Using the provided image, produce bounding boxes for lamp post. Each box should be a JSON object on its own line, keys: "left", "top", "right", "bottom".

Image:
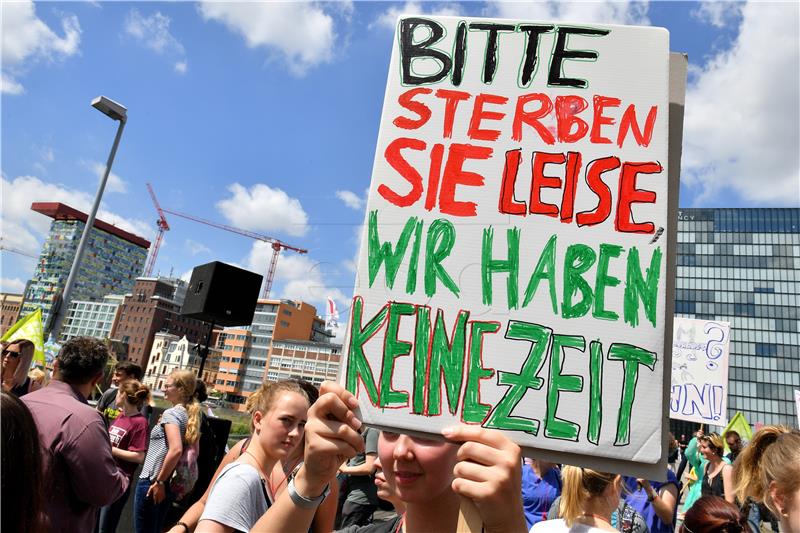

{"left": 48, "top": 96, "right": 127, "bottom": 339}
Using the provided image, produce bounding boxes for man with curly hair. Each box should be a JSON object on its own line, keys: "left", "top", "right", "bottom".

{"left": 23, "top": 336, "right": 129, "bottom": 532}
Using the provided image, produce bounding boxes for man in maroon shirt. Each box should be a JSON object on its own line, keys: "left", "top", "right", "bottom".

{"left": 23, "top": 337, "right": 129, "bottom": 532}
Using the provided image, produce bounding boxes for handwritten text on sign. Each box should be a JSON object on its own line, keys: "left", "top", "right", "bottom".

{"left": 343, "top": 16, "right": 671, "bottom": 464}
{"left": 670, "top": 317, "right": 731, "bottom": 426}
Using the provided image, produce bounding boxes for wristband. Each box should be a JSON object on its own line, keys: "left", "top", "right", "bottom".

{"left": 175, "top": 521, "right": 190, "bottom": 533}
{"left": 287, "top": 477, "right": 330, "bottom": 509}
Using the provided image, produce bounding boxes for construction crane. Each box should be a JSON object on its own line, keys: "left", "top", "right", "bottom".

{"left": 144, "top": 183, "right": 171, "bottom": 277}
{"left": 145, "top": 185, "right": 307, "bottom": 298}
{"left": 0, "top": 239, "right": 39, "bottom": 259}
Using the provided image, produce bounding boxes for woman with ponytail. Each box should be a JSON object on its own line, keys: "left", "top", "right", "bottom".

{"left": 733, "top": 425, "right": 800, "bottom": 533}
{"left": 534, "top": 467, "right": 623, "bottom": 532}
{"left": 680, "top": 495, "right": 748, "bottom": 533}
{"left": 97, "top": 380, "right": 151, "bottom": 533}
{"left": 135, "top": 370, "right": 200, "bottom": 533}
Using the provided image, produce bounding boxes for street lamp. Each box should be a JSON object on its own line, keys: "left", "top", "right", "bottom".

{"left": 48, "top": 96, "right": 128, "bottom": 339}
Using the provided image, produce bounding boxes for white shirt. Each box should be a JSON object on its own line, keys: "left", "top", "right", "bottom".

{"left": 531, "top": 518, "right": 610, "bottom": 533}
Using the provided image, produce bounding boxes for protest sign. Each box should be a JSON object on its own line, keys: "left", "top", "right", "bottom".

{"left": 669, "top": 317, "right": 730, "bottom": 426}
{"left": 342, "top": 15, "right": 679, "bottom": 477}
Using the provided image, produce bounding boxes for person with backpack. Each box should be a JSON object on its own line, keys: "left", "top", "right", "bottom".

{"left": 195, "top": 380, "right": 312, "bottom": 533}
{"left": 134, "top": 370, "right": 201, "bottom": 533}
{"left": 97, "top": 380, "right": 151, "bottom": 533}
{"left": 623, "top": 472, "right": 678, "bottom": 533}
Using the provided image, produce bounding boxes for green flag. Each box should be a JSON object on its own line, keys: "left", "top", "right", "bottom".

{"left": 722, "top": 411, "right": 753, "bottom": 454}
{"left": 1, "top": 308, "right": 46, "bottom": 367}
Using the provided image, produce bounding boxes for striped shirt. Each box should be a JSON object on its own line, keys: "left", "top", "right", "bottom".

{"left": 140, "top": 405, "right": 188, "bottom": 481}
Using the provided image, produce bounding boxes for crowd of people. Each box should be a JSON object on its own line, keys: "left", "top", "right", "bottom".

{"left": 2, "top": 335, "right": 798, "bottom": 533}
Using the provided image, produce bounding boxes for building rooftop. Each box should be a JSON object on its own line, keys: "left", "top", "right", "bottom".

{"left": 31, "top": 202, "right": 151, "bottom": 249}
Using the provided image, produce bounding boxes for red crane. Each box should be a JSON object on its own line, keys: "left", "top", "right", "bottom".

{"left": 145, "top": 185, "right": 307, "bottom": 298}
{"left": 144, "top": 183, "right": 170, "bottom": 277}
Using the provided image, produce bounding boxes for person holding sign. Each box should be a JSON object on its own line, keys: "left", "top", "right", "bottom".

{"left": 252, "top": 381, "right": 527, "bottom": 533}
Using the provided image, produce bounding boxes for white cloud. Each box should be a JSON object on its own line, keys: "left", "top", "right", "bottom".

{"left": 488, "top": 1, "right": 650, "bottom": 25}
{"left": 244, "top": 241, "right": 349, "bottom": 316}
{"left": 373, "top": 1, "right": 464, "bottom": 29}
{"left": 124, "top": 8, "right": 187, "bottom": 71}
{"left": 197, "top": 2, "right": 340, "bottom": 76}
{"left": 216, "top": 183, "right": 309, "bottom": 237}
{"left": 691, "top": 2, "right": 743, "bottom": 28}
{"left": 0, "top": 278, "right": 26, "bottom": 293}
{"left": 86, "top": 160, "right": 127, "bottom": 194}
{"left": 1, "top": 0, "right": 81, "bottom": 94}
{"left": 185, "top": 239, "right": 211, "bottom": 256}
{"left": 0, "top": 175, "right": 153, "bottom": 257}
{"left": 682, "top": 2, "right": 799, "bottom": 205}
{"left": 335, "top": 190, "right": 365, "bottom": 211}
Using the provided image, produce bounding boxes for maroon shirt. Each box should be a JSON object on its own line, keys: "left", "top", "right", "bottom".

{"left": 108, "top": 412, "right": 149, "bottom": 478}
{"left": 22, "top": 380, "right": 129, "bottom": 532}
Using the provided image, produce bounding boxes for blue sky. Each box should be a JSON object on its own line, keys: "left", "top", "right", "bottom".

{"left": 2, "top": 1, "right": 798, "bottom": 336}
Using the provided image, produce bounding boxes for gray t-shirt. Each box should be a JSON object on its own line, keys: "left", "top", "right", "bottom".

{"left": 200, "top": 462, "right": 270, "bottom": 533}
{"left": 345, "top": 427, "right": 379, "bottom": 506}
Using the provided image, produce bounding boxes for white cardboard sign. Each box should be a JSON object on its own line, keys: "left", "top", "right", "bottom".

{"left": 342, "top": 15, "right": 674, "bottom": 474}
{"left": 669, "top": 317, "right": 731, "bottom": 426}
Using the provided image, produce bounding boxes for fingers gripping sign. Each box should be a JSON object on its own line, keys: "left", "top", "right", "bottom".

{"left": 302, "top": 382, "right": 365, "bottom": 488}
{"left": 443, "top": 426, "right": 527, "bottom": 533}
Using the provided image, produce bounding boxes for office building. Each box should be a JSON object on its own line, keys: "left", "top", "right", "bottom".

{"left": 0, "top": 293, "right": 23, "bottom": 335}
{"left": 266, "top": 339, "right": 342, "bottom": 386}
{"left": 214, "top": 299, "right": 333, "bottom": 409}
{"left": 58, "top": 295, "right": 124, "bottom": 343}
{"left": 674, "top": 208, "right": 799, "bottom": 430}
{"left": 109, "top": 277, "right": 207, "bottom": 369}
{"left": 20, "top": 202, "right": 149, "bottom": 331}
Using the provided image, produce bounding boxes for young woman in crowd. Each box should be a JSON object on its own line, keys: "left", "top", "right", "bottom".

{"left": 698, "top": 432, "right": 734, "bottom": 503}
{"left": 97, "top": 380, "right": 151, "bottom": 533}
{"left": 371, "top": 456, "right": 405, "bottom": 517}
{"left": 733, "top": 425, "right": 800, "bottom": 533}
{"left": 1, "top": 391, "right": 45, "bottom": 533}
{"left": 521, "top": 459, "right": 561, "bottom": 528}
{"left": 680, "top": 495, "right": 748, "bottom": 533}
{"left": 194, "top": 380, "right": 311, "bottom": 532}
{"left": 168, "top": 379, "right": 337, "bottom": 533}
{"left": 534, "top": 467, "right": 625, "bottom": 532}
{"left": 251, "top": 381, "right": 527, "bottom": 533}
{"left": 134, "top": 370, "right": 201, "bottom": 533}
{"left": 1, "top": 339, "right": 38, "bottom": 397}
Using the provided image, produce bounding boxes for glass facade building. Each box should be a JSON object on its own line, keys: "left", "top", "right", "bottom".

{"left": 675, "top": 208, "right": 799, "bottom": 428}
{"left": 59, "top": 294, "right": 124, "bottom": 343}
{"left": 21, "top": 203, "right": 149, "bottom": 331}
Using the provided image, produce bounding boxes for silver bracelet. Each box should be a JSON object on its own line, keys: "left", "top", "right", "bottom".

{"left": 287, "top": 477, "right": 330, "bottom": 509}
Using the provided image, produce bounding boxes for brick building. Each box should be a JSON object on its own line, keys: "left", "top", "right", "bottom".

{"left": 109, "top": 277, "right": 208, "bottom": 369}
{"left": 0, "top": 293, "right": 23, "bottom": 335}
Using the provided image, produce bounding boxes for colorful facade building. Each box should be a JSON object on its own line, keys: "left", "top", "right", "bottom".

{"left": 20, "top": 202, "right": 149, "bottom": 332}
{"left": 143, "top": 332, "right": 220, "bottom": 391}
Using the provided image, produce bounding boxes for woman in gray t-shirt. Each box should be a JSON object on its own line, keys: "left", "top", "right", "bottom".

{"left": 197, "top": 381, "right": 311, "bottom": 533}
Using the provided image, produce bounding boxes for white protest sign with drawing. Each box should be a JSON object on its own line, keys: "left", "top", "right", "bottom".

{"left": 669, "top": 317, "right": 731, "bottom": 426}
{"left": 341, "top": 15, "right": 678, "bottom": 477}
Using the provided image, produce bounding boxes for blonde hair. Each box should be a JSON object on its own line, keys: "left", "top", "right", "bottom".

{"left": 733, "top": 425, "right": 800, "bottom": 516}
{"left": 559, "top": 466, "right": 618, "bottom": 526}
{"left": 169, "top": 370, "right": 201, "bottom": 445}
{"left": 7, "top": 340, "right": 35, "bottom": 387}
{"left": 28, "top": 367, "right": 49, "bottom": 387}
{"left": 119, "top": 380, "right": 150, "bottom": 409}
{"left": 246, "top": 380, "right": 313, "bottom": 431}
